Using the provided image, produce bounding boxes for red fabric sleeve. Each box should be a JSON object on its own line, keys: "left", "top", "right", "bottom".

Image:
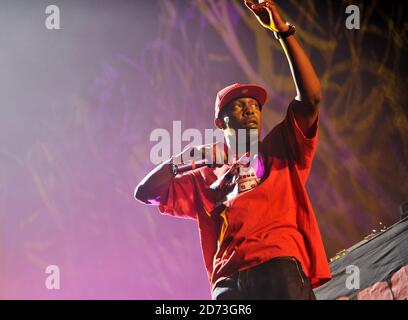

{"left": 283, "top": 100, "right": 319, "bottom": 170}
{"left": 158, "top": 171, "right": 199, "bottom": 220}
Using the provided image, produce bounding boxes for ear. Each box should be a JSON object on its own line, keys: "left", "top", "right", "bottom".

{"left": 215, "top": 117, "right": 225, "bottom": 129}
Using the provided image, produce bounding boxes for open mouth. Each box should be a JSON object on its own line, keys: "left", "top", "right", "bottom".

{"left": 245, "top": 123, "right": 258, "bottom": 130}
{"left": 245, "top": 119, "right": 258, "bottom": 127}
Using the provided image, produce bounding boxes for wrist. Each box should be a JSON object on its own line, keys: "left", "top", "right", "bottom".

{"left": 274, "top": 22, "right": 296, "bottom": 40}
{"left": 275, "top": 22, "right": 289, "bottom": 33}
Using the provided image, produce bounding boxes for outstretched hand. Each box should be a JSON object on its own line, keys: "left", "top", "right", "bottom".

{"left": 243, "top": 0, "right": 288, "bottom": 33}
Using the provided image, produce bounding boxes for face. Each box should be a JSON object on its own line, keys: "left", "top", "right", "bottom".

{"left": 217, "top": 97, "right": 262, "bottom": 133}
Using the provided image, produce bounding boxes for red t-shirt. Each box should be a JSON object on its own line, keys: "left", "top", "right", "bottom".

{"left": 159, "top": 102, "right": 332, "bottom": 291}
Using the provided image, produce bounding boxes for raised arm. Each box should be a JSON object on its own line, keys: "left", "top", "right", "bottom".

{"left": 244, "top": 0, "right": 322, "bottom": 138}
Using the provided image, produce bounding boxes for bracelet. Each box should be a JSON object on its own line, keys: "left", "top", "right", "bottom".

{"left": 274, "top": 22, "right": 296, "bottom": 40}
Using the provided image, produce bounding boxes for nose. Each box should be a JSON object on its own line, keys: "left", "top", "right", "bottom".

{"left": 243, "top": 105, "right": 256, "bottom": 117}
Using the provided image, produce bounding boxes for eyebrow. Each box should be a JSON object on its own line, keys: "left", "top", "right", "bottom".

{"left": 233, "top": 99, "right": 259, "bottom": 106}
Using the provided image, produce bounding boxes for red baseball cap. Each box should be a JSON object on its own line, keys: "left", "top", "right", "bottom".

{"left": 214, "top": 83, "right": 268, "bottom": 123}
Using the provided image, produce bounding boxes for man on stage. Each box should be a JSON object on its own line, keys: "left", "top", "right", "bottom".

{"left": 134, "top": 0, "right": 331, "bottom": 300}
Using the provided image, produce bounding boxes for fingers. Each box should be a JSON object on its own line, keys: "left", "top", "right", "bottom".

{"left": 244, "top": 0, "right": 272, "bottom": 18}
{"left": 182, "top": 144, "right": 227, "bottom": 166}
{"left": 244, "top": 0, "right": 257, "bottom": 13}
{"left": 212, "top": 143, "right": 228, "bottom": 165}
{"left": 250, "top": 1, "right": 275, "bottom": 10}
{"left": 244, "top": 0, "right": 255, "bottom": 8}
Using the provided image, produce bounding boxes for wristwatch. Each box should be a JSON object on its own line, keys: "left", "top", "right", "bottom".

{"left": 274, "top": 22, "right": 296, "bottom": 40}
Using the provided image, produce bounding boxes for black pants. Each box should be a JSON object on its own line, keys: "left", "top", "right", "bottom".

{"left": 212, "top": 257, "right": 316, "bottom": 300}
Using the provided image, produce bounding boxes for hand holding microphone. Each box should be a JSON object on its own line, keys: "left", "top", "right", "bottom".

{"left": 171, "top": 143, "right": 228, "bottom": 175}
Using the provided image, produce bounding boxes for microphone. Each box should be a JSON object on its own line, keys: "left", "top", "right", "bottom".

{"left": 171, "top": 159, "right": 214, "bottom": 175}
{"left": 224, "top": 116, "right": 229, "bottom": 127}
